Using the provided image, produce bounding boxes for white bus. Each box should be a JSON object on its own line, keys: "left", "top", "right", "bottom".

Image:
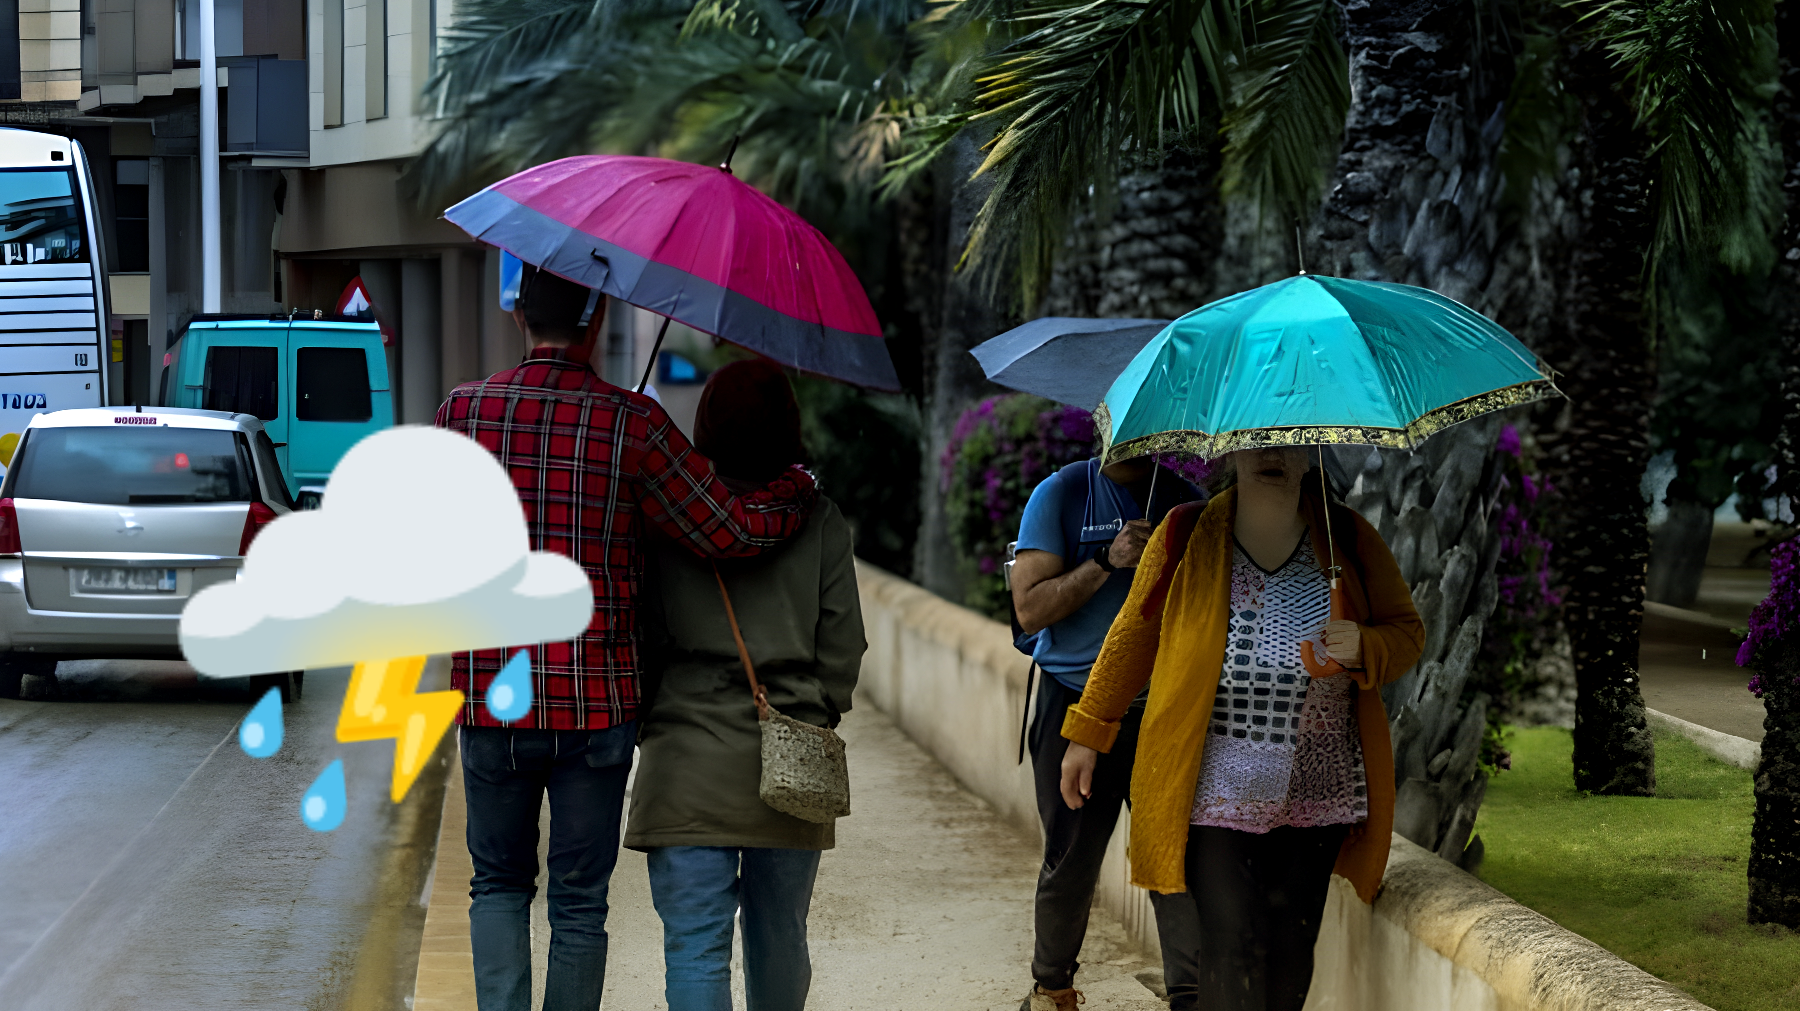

{"left": 0, "top": 128, "right": 109, "bottom": 472}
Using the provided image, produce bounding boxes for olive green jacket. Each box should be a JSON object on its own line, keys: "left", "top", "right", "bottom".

{"left": 624, "top": 497, "right": 865, "bottom": 851}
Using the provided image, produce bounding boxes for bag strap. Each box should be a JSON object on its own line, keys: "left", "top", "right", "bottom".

{"left": 712, "top": 564, "right": 770, "bottom": 721}
{"left": 1017, "top": 662, "right": 1037, "bottom": 765}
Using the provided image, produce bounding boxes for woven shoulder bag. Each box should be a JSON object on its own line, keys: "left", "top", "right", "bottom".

{"left": 712, "top": 565, "right": 851, "bottom": 824}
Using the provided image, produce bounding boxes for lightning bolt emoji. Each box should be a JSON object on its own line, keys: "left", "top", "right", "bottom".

{"left": 335, "top": 656, "right": 464, "bottom": 802}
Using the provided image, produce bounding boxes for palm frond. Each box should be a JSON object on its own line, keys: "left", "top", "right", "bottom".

{"left": 1576, "top": 0, "right": 1782, "bottom": 274}
{"left": 953, "top": 0, "right": 1219, "bottom": 308}
{"left": 1217, "top": 0, "right": 1349, "bottom": 227}
{"left": 891, "top": 0, "right": 1347, "bottom": 309}
{"left": 407, "top": 0, "right": 685, "bottom": 205}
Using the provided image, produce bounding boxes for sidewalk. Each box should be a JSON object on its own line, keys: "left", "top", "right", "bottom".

{"left": 1636, "top": 522, "right": 1772, "bottom": 742}
{"left": 413, "top": 701, "right": 1167, "bottom": 1010}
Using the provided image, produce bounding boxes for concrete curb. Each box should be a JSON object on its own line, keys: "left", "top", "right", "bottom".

{"left": 1644, "top": 708, "right": 1761, "bottom": 771}
{"left": 1375, "top": 835, "right": 1715, "bottom": 1011}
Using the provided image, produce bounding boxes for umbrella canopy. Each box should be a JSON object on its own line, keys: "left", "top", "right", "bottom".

{"left": 970, "top": 317, "right": 1169, "bottom": 412}
{"left": 1098, "top": 274, "right": 1558, "bottom": 462}
{"left": 445, "top": 155, "right": 899, "bottom": 391}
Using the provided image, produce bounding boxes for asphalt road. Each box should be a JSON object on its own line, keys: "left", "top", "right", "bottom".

{"left": 0, "top": 660, "right": 449, "bottom": 1010}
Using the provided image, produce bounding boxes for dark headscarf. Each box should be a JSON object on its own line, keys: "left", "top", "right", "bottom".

{"left": 692, "top": 358, "right": 808, "bottom": 484}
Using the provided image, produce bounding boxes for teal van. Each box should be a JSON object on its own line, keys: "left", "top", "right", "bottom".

{"left": 158, "top": 315, "right": 393, "bottom": 503}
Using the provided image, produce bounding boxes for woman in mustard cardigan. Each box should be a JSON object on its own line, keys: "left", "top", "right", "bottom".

{"left": 1059, "top": 446, "right": 1424, "bottom": 1011}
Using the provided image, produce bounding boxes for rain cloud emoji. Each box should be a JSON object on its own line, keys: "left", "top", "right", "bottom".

{"left": 182, "top": 425, "right": 593, "bottom": 824}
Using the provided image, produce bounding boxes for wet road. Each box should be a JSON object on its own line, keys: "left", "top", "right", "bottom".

{"left": 0, "top": 660, "right": 449, "bottom": 1010}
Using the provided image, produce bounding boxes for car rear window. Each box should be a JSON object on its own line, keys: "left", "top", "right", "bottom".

{"left": 9, "top": 427, "right": 254, "bottom": 504}
{"left": 203, "top": 346, "right": 279, "bottom": 420}
{"left": 296, "top": 347, "right": 372, "bottom": 422}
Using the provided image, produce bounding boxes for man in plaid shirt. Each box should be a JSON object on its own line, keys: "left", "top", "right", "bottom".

{"left": 436, "top": 265, "right": 818, "bottom": 1011}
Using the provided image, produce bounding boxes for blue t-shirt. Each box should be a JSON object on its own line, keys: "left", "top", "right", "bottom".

{"left": 1016, "top": 460, "right": 1201, "bottom": 690}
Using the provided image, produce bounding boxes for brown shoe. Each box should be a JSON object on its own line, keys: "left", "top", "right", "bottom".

{"left": 1020, "top": 985, "right": 1085, "bottom": 1011}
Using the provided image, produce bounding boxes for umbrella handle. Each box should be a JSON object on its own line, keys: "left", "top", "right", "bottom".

{"left": 636, "top": 316, "right": 673, "bottom": 393}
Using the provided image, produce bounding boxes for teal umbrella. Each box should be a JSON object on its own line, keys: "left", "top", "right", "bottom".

{"left": 1097, "top": 274, "right": 1559, "bottom": 463}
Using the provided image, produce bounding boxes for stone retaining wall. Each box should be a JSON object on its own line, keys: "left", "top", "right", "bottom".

{"left": 853, "top": 561, "right": 1715, "bottom": 1011}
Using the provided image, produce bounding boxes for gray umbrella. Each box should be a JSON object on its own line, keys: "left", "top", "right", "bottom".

{"left": 969, "top": 317, "right": 1169, "bottom": 412}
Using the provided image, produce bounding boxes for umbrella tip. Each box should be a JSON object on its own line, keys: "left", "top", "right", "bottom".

{"left": 720, "top": 134, "right": 742, "bottom": 174}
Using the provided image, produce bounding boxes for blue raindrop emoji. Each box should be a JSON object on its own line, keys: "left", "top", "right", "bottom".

{"left": 239, "top": 686, "right": 284, "bottom": 758}
{"left": 486, "top": 650, "right": 532, "bottom": 723}
{"left": 301, "top": 759, "right": 347, "bottom": 832}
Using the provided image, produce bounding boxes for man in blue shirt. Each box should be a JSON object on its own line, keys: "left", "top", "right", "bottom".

{"left": 1012, "top": 456, "right": 1203, "bottom": 1011}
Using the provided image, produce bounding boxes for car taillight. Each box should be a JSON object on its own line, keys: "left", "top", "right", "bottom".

{"left": 0, "top": 499, "right": 19, "bottom": 555}
{"left": 239, "top": 502, "right": 277, "bottom": 556}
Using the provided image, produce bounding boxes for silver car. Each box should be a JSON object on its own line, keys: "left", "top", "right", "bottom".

{"left": 0, "top": 407, "right": 299, "bottom": 700}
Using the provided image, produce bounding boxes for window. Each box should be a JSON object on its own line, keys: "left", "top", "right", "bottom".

{"left": 295, "top": 346, "right": 371, "bottom": 421}
{"left": 203, "top": 345, "right": 279, "bottom": 420}
{"left": 10, "top": 427, "right": 252, "bottom": 504}
{"left": 157, "top": 365, "right": 169, "bottom": 407}
{"left": 114, "top": 159, "right": 148, "bottom": 272}
{"left": 0, "top": 169, "right": 87, "bottom": 265}
{"left": 0, "top": 0, "right": 19, "bottom": 102}
{"left": 323, "top": 0, "right": 344, "bottom": 127}
{"left": 366, "top": 0, "right": 387, "bottom": 120}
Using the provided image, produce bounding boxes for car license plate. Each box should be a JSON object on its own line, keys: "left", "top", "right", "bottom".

{"left": 75, "top": 567, "right": 177, "bottom": 593}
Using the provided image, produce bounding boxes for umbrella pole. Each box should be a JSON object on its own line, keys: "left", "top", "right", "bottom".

{"left": 1320, "top": 451, "right": 1340, "bottom": 589}
{"left": 1319, "top": 452, "right": 1343, "bottom": 621}
{"left": 636, "top": 316, "right": 673, "bottom": 393}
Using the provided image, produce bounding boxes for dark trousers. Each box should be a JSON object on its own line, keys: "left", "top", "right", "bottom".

{"left": 460, "top": 723, "right": 635, "bottom": 1011}
{"left": 1156, "top": 822, "right": 1350, "bottom": 1011}
{"left": 1027, "top": 676, "right": 1200, "bottom": 993}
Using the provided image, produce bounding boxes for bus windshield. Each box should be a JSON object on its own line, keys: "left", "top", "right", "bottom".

{"left": 0, "top": 169, "right": 85, "bottom": 265}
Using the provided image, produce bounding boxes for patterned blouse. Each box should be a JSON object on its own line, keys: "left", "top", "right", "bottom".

{"left": 1190, "top": 530, "right": 1369, "bottom": 832}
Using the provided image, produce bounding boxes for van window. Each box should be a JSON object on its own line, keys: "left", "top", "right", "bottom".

{"left": 203, "top": 346, "right": 279, "bottom": 420}
{"left": 158, "top": 365, "right": 169, "bottom": 407}
{"left": 296, "top": 347, "right": 372, "bottom": 422}
{"left": 10, "top": 427, "right": 253, "bottom": 504}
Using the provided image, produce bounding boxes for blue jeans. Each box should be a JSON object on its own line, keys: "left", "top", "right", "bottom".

{"left": 460, "top": 723, "right": 635, "bottom": 1011}
{"left": 645, "top": 846, "right": 823, "bottom": 1011}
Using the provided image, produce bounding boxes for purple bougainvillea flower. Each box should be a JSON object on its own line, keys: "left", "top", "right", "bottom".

{"left": 1740, "top": 537, "right": 1798, "bottom": 669}
{"left": 1497, "top": 424, "right": 1522, "bottom": 458}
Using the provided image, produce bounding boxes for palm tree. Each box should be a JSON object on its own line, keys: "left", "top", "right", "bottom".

{"left": 1298, "top": 0, "right": 1523, "bottom": 866}
{"left": 1521, "top": 0, "right": 1780, "bottom": 796}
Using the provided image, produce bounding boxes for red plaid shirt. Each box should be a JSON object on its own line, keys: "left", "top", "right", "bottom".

{"left": 434, "top": 349, "right": 817, "bottom": 730}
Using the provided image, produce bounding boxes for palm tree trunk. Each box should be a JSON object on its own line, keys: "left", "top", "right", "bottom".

{"left": 1042, "top": 142, "right": 1222, "bottom": 320}
{"left": 1542, "top": 41, "right": 1658, "bottom": 797}
{"left": 1747, "top": 0, "right": 1800, "bottom": 929}
{"left": 1300, "top": 0, "right": 1521, "bottom": 863}
{"left": 913, "top": 130, "right": 1014, "bottom": 599}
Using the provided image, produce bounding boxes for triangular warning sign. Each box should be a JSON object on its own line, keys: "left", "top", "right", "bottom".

{"left": 335, "top": 277, "right": 392, "bottom": 345}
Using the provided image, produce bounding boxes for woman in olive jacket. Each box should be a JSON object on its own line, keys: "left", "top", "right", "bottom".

{"left": 626, "top": 358, "right": 866, "bottom": 1011}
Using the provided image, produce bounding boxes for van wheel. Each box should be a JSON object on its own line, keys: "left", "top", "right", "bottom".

{"left": 0, "top": 654, "right": 57, "bottom": 699}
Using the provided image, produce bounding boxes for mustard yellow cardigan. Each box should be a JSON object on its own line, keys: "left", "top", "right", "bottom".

{"left": 1061, "top": 486, "right": 1425, "bottom": 902}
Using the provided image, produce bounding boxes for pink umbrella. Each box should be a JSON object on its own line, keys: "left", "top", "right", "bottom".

{"left": 444, "top": 155, "right": 899, "bottom": 391}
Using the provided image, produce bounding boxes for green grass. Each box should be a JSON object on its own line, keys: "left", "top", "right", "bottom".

{"left": 1473, "top": 726, "right": 1800, "bottom": 1011}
